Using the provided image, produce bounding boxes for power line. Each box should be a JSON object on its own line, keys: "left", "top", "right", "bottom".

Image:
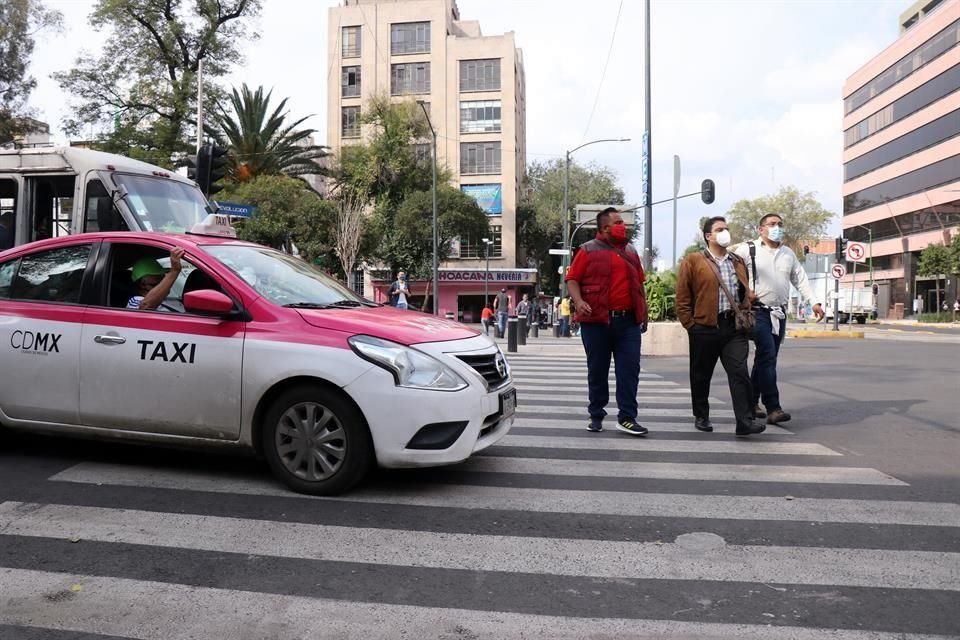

{"left": 579, "top": 0, "right": 624, "bottom": 144}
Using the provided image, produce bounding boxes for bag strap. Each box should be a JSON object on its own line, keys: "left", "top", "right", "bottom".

{"left": 747, "top": 241, "right": 757, "bottom": 289}
{"left": 701, "top": 250, "right": 744, "bottom": 315}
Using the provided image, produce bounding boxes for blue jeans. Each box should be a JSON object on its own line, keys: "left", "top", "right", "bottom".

{"left": 559, "top": 316, "right": 570, "bottom": 337}
{"left": 497, "top": 311, "right": 508, "bottom": 336}
{"left": 579, "top": 316, "right": 642, "bottom": 422}
{"left": 750, "top": 309, "right": 786, "bottom": 410}
{"left": 396, "top": 302, "right": 408, "bottom": 310}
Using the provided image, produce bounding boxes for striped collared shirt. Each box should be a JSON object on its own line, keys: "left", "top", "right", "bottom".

{"left": 708, "top": 251, "right": 738, "bottom": 313}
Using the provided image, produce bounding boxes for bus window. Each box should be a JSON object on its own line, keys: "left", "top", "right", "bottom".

{"left": 0, "top": 178, "right": 16, "bottom": 250}
{"left": 111, "top": 173, "right": 207, "bottom": 232}
{"left": 28, "top": 175, "right": 76, "bottom": 241}
{"left": 84, "top": 179, "right": 127, "bottom": 232}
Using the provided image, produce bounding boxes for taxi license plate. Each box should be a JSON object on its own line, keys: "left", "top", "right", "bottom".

{"left": 500, "top": 388, "right": 516, "bottom": 419}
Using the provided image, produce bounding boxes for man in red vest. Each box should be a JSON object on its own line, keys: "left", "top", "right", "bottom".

{"left": 566, "top": 208, "right": 649, "bottom": 436}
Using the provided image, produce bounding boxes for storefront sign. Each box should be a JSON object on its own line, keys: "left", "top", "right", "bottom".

{"left": 439, "top": 270, "right": 536, "bottom": 283}
{"left": 461, "top": 184, "right": 502, "bottom": 215}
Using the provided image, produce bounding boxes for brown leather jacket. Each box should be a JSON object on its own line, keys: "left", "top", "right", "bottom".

{"left": 676, "top": 250, "right": 753, "bottom": 330}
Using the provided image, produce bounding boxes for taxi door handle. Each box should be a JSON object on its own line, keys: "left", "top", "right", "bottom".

{"left": 94, "top": 335, "right": 126, "bottom": 345}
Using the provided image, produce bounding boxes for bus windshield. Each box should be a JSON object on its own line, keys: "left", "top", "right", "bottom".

{"left": 112, "top": 173, "right": 208, "bottom": 233}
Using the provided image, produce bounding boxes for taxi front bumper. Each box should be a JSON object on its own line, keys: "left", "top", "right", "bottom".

{"left": 342, "top": 358, "right": 514, "bottom": 468}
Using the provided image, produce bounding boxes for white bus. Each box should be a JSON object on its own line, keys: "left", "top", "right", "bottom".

{"left": 0, "top": 147, "right": 210, "bottom": 251}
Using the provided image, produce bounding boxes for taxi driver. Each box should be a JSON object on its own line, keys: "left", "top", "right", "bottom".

{"left": 127, "top": 247, "right": 185, "bottom": 310}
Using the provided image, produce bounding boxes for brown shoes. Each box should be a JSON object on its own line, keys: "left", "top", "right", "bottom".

{"left": 766, "top": 408, "right": 792, "bottom": 425}
{"left": 754, "top": 405, "right": 766, "bottom": 419}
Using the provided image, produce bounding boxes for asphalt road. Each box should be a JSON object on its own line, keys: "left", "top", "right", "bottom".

{"left": 0, "top": 333, "right": 957, "bottom": 639}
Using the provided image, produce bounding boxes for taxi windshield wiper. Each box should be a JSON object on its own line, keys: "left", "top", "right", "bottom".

{"left": 284, "top": 300, "right": 367, "bottom": 309}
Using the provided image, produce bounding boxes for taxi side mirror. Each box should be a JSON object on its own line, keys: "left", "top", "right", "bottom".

{"left": 183, "top": 289, "right": 236, "bottom": 316}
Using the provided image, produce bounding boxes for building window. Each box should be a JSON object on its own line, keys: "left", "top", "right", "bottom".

{"left": 844, "top": 62, "right": 960, "bottom": 149}
{"left": 342, "top": 106, "right": 360, "bottom": 138}
{"left": 342, "top": 26, "right": 361, "bottom": 58}
{"left": 843, "top": 154, "right": 960, "bottom": 214}
{"left": 391, "top": 62, "right": 431, "bottom": 95}
{"left": 847, "top": 199, "right": 960, "bottom": 243}
{"left": 460, "top": 100, "right": 501, "bottom": 133}
{"left": 351, "top": 269, "right": 365, "bottom": 296}
{"left": 341, "top": 66, "right": 361, "bottom": 98}
{"left": 413, "top": 143, "right": 431, "bottom": 165}
{"left": 460, "top": 142, "right": 501, "bottom": 175}
{"left": 458, "top": 225, "right": 502, "bottom": 258}
{"left": 391, "top": 21, "right": 430, "bottom": 55}
{"left": 460, "top": 59, "right": 501, "bottom": 92}
{"left": 845, "top": 18, "right": 959, "bottom": 114}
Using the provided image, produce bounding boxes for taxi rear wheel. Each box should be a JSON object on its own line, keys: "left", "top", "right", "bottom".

{"left": 261, "top": 385, "right": 372, "bottom": 495}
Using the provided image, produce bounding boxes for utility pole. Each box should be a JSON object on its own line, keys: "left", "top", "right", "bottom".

{"left": 196, "top": 59, "right": 204, "bottom": 154}
{"left": 672, "top": 155, "right": 680, "bottom": 267}
{"left": 417, "top": 100, "right": 438, "bottom": 316}
{"left": 642, "top": 0, "right": 653, "bottom": 270}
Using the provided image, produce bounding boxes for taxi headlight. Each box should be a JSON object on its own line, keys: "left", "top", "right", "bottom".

{"left": 349, "top": 335, "right": 468, "bottom": 391}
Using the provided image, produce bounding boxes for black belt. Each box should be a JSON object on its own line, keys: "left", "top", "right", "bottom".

{"left": 609, "top": 309, "right": 632, "bottom": 317}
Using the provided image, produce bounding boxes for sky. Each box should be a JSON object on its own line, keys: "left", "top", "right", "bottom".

{"left": 27, "top": 0, "right": 909, "bottom": 267}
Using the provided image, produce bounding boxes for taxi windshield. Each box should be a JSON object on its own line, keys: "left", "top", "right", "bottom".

{"left": 112, "top": 173, "right": 208, "bottom": 233}
{"left": 204, "top": 245, "right": 375, "bottom": 307}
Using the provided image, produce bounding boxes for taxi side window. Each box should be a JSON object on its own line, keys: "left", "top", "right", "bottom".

{"left": 0, "top": 259, "right": 18, "bottom": 298}
{"left": 9, "top": 245, "right": 91, "bottom": 304}
{"left": 105, "top": 243, "right": 223, "bottom": 313}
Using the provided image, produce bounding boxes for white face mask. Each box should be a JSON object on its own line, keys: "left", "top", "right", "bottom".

{"left": 714, "top": 230, "right": 732, "bottom": 248}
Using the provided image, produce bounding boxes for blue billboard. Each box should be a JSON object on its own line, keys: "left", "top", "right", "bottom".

{"left": 461, "top": 184, "right": 502, "bottom": 215}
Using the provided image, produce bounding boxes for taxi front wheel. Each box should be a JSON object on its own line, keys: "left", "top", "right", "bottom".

{"left": 261, "top": 385, "right": 373, "bottom": 495}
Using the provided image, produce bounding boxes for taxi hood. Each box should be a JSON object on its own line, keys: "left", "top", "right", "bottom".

{"left": 296, "top": 306, "right": 480, "bottom": 345}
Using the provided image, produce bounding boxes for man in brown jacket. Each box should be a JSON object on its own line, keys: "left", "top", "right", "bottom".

{"left": 676, "top": 216, "right": 764, "bottom": 437}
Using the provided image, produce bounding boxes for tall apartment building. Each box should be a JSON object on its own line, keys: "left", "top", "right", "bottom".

{"left": 841, "top": 0, "right": 960, "bottom": 316}
{"left": 327, "top": 0, "right": 529, "bottom": 321}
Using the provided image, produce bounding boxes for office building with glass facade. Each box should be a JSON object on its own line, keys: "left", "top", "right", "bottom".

{"left": 842, "top": 0, "right": 960, "bottom": 315}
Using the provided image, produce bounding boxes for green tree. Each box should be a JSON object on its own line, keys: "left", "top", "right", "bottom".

{"left": 392, "top": 186, "right": 490, "bottom": 278}
{"left": 332, "top": 95, "right": 452, "bottom": 276}
{"left": 211, "top": 84, "right": 328, "bottom": 183}
{"left": 948, "top": 233, "right": 960, "bottom": 276}
{"left": 0, "top": 0, "right": 62, "bottom": 144}
{"left": 223, "top": 175, "right": 337, "bottom": 267}
{"left": 53, "top": 0, "right": 261, "bottom": 162}
{"left": 724, "top": 186, "right": 833, "bottom": 254}
{"left": 521, "top": 159, "right": 626, "bottom": 293}
{"left": 918, "top": 242, "right": 951, "bottom": 317}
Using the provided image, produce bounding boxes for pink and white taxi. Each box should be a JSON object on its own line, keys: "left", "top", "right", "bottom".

{"left": 0, "top": 221, "right": 515, "bottom": 495}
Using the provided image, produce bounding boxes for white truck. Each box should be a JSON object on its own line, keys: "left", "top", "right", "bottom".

{"left": 825, "top": 287, "right": 875, "bottom": 324}
{"left": 1, "top": 146, "right": 211, "bottom": 250}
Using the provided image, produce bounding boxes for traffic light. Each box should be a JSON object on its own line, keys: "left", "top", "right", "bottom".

{"left": 207, "top": 145, "right": 229, "bottom": 197}
{"left": 194, "top": 145, "right": 212, "bottom": 195}
{"left": 186, "top": 153, "right": 200, "bottom": 183}
{"left": 835, "top": 236, "right": 848, "bottom": 262}
{"left": 701, "top": 178, "right": 715, "bottom": 205}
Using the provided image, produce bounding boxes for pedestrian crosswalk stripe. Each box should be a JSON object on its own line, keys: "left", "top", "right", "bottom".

{"left": 47, "top": 463, "right": 956, "bottom": 526}
{"left": 519, "top": 392, "right": 720, "bottom": 404}
{"left": 460, "top": 457, "right": 906, "bottom": 485}
{"left": 517, "top": 404, "right": 739, "bottom": 418}
{"left": 0, "top": 502, "right": 948, "bottom": 589}
{"left": 510, "top": 369, "right": 661, "bottom": 378}
{"left": 516, "top": 379, "right": 686, "bottom": 388}
{"left": 511, "top": 418, "right": 795, "bottom": 435}
{"left": 498, "top": 435, "right": 838, "bottom": 455}
{"left": 3, "top": 569, "right": 955, "bottom": 640}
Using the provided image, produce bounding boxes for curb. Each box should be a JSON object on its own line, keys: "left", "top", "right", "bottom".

{"left": 789, "top": 329, "right": 865, "bottom": 339}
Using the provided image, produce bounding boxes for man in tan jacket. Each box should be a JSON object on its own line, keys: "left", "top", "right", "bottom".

{"left": 676, "top": 216, "right": 764, "bottom": 437}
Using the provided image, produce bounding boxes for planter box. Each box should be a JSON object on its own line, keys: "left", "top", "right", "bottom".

{"left": 642, "top": 321, "right": 689, "bottom": 357}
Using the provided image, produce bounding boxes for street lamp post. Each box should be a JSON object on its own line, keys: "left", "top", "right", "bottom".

{"left": 560, "top": 137, "right": 631, "bottom": 298}
{"left": 417, "top": 100, "right": 438, "bottom": 315}
{"left": 482, "top": 237, "right": 493, "bottom": 306}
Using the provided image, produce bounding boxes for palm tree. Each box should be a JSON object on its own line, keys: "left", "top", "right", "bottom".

{"left": 211, "top": 84, "right": 329, "bottom": 182}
